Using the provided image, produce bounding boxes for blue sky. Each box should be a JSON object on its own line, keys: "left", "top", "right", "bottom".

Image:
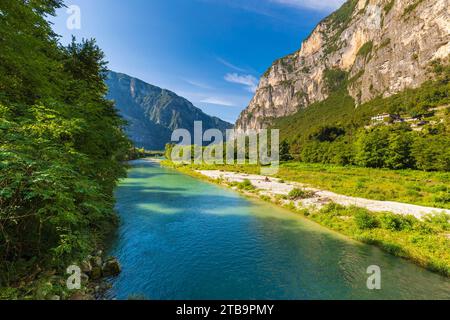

{"left": 52, "top": 0, "right": 345, "bottom": 123}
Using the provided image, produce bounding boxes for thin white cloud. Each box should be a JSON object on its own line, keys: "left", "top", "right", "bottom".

{"left": 270, "top": 0, "right": 345, "bottom": 11}
{"left": 224, "top": 73, "right": 258, "bottom": 93}
{"left": 199, "top": 0, "right": 275, "bottom": 18}
{"left": 183, "top": 78, "right": 214, "bottom": 90}
{"left": 217, "top": 57, "right": 249, "bottom": 73}
{"left": 200, "top": 0, "right": 345, "bottom": 13}
{"left": 200, "top": 97, "right": 237, "bottom": 107}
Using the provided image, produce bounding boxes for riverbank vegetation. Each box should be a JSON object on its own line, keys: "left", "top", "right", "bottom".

{"left": 0, "top": 0, "right": 130, "bottom": 298}
{"left": 308, "top": 204, "right": 449, "bottom": 277}
{"left": 162, "top": 161, "right": 450, "bottom": 277}
{"left": 126, "top": 148, "right": 165, "bottom": 161}
{"left": 162, "top": 160, "right": 450, "bottom": 210}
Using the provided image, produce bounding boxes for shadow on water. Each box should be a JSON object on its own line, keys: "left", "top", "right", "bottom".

{"left": 123, "top": 186, "right": 189, "bottom": 192}
{"left": 107, "top": 161, "right": 450, "bottom": 300}
{"left": 116, "top": 187, "right": 252, "bottom": 213}
{"left": 116, "top": 166, "right": 252, "bottom": 213}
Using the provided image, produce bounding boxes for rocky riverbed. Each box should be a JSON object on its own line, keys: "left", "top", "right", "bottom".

{"left": 68, "top": 251, "right": 121, "bottom": 300}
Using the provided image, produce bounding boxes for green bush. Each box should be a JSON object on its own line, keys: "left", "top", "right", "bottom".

{"left": 237, "top": 179, "right": 256, "bottom": 191}
{"left": 424, "top": 213, "right": 450, "bottom": 231}
{"left": 354, "top": 209, "right": 379, "bottom": 229}
{"left": 324, "top": 69, "right": 348, "bottom": 93}
{"left": 379, "top": 213, "right": 414, "bottom": 231}
{"left": 288, "top": 188, "right": 315, "bottom": 200}
{"left": 357, "top": 41, "right": 373, "bottom": 59}
{"left": 383, "top": 0, "right": 395, "bottom": 14}
{"left": 412, "top": 135, "right": 450, "bottom": 172}
{"left": 319, "top": 203, "right": 347, "bottom": 216}
{"left": 433, "top": 192, "right": 450, "bottom": 205}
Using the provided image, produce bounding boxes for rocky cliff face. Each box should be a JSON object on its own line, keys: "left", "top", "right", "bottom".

{"left": 106, "top": 71, "right": 232, "bottom": 150}
{"left": 236, "top": 0, "right": 450, "bottom": 131}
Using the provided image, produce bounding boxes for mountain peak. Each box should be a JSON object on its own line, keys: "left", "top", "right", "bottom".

{"left": 236, "top": 0, "right": 449, "bottom": 131}
{"left": 106, "top": 70, "right": 233, "bottom": 150}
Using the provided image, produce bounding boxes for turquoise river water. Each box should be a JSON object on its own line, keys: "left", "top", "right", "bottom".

{"left": 107, "top": 160, "right": 450, "bottom": 299}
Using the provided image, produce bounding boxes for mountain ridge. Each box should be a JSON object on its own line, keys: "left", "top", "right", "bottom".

{"left": 106, "top": 71, "right": 233, "bottom": 150}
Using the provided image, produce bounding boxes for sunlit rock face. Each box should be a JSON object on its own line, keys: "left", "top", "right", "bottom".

{"left": 236, "top": 0, "right": 450, "bottom": 131}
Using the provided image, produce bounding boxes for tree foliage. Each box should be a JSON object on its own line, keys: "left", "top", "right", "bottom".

{"left": 0, "top": 0, "right": 131, "bottom": 286}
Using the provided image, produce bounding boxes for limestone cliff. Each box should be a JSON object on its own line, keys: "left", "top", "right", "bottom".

{"left": 236, "top": 0, "right": 450, "bottom": 131}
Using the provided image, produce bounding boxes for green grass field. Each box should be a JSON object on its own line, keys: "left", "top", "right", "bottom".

{"left": 277, "top": 162, "right": 450, "bottom": 209}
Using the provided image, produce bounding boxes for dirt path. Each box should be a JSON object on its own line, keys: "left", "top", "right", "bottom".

{"left": 197, "top": 170, "right": 450, "bottom": 219}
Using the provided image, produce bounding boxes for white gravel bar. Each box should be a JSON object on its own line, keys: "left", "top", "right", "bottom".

{"left": 197, "top": 170, "right": 450, "bottom": 219}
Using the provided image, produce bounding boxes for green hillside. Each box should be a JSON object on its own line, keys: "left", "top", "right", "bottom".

{"left": 272, "top": 62, "right": 450, "bottom": 171}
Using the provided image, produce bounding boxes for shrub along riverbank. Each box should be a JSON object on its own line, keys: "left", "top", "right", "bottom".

{"left": 162, "top": 160, "right": 450, "bottom": 277}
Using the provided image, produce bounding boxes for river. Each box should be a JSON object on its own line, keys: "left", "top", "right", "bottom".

{"left": 106, "top": 160, "right": 450, "bottom": 299}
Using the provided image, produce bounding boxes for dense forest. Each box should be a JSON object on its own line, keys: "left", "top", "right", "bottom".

{"left": 0, "top": 0, "right": 131, "bottom": 296}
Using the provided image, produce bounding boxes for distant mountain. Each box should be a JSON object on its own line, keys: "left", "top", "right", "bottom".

{"left": 106, "top": 71, "right": 233, "bottom": 150}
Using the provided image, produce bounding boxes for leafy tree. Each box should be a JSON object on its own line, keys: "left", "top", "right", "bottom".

{"left": 386, "top": 130, "right": 415, "bottom": 169}
{"left": 0, "top": 0, "right": 64, "bottom": 105}
{"left": 279, "top": 140, "right": 293, "bottom": 161}
{"left": 412, "top": 135, "right": 450, "bottom": 171}
{"left": 309, "top": 125, "right": 345, "bottom": 142}
{"left": 0, "top": 0, "right": 130, "bottom": 291}
{"left": 355, "top": 127, "right": 389, "bottom": 168}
